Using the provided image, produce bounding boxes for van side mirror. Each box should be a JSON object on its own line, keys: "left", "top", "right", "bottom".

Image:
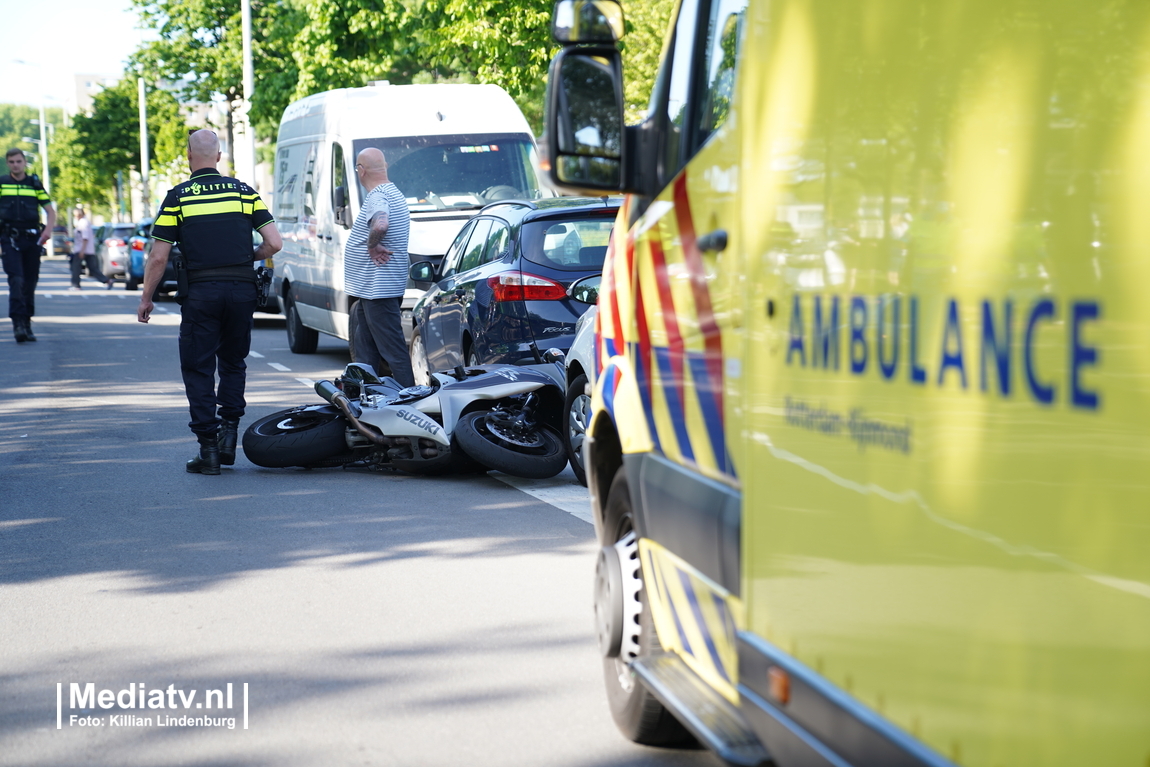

{"left": 545, "top": 47, "right": 625, "bottom": 193}
{"left": 409, "top": 260, "right": 436, "bottom": 283}
{"left": 552, "top": 0, "right": 624, "bottom": 44}
{"left": 334, "top": 186, "right": 349, "bottom": 228}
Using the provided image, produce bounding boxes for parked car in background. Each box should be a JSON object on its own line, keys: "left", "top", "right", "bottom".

{"left": 122, "top": 219, "right": 153, "bottom": 291}
{"left": 407, "top": 196, "right": 617, "bottom": 385}
{"left": 96, "top": 222, "right": 138, "bottom": 283}
{"left": 51, "top": 225, "right": 72, "bottom": 257}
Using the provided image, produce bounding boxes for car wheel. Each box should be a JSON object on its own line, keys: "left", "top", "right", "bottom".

{"left": 564, "top": 374, "right": 590, "bottom": 486}
{"left": 467, "top": 348, "right": 481, "bottom": 367}
{"left": 409, "top": 327, "right": 430, "bottom": 385}
{"left": 285, "top": 293, "right": 319, "bottom": 354}
{"left": 598, "top": 467, "right": 697, "bottom": 747}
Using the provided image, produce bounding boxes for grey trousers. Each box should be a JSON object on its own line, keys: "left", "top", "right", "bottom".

{"left": 351, "top": 297, "right": 415, "bottom": 388}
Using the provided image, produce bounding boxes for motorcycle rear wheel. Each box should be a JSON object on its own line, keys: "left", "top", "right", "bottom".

{"left": 242, "top": 405, "right": 353, "bottom": 468}
{"left": 455, "top": 411, "right": 568, "bottom": 479}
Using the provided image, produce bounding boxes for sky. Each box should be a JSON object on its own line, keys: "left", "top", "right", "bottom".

{"left": 0, "top": 0, "right": 157, "bottom": 108}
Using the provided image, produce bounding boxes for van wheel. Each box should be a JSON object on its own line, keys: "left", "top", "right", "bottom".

{"left": 285, "top": 293, "right": 319, "bottom": 354}
{"left": 599, "top": 467, "right": 697, "bottom": 747}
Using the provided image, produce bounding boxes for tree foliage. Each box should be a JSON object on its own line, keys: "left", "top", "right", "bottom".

{"left": 68, "top": 78, "right": 187, "bottom": 210}
{"left": 0, "top": 104, "right": 66, "bottom": 182}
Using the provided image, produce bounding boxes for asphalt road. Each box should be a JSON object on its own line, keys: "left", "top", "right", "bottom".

{"left": 0, "top": 259, "right": 721, "bottom": 767}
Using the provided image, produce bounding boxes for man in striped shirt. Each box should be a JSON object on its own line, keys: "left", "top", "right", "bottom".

{"left": 345, "top": 148, "right": 414, "bottom": 387}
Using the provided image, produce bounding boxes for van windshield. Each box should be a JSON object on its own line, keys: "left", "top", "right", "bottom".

{"left": 353, "top": 133, "right": 543, "bottom": 212}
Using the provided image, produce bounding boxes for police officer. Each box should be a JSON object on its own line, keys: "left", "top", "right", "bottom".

{"left": 137, "top": 130, "right": 282, "bottom": 475}
{"left": 1, "top": 148, "right": 56, "bottom": 343}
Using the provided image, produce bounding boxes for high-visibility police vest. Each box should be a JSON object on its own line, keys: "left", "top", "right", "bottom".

{"left": 151, "top": 168, "right": 274, "bottom": 271}
{"left": 0, "top": 173, "right": 50, "bottom": 225}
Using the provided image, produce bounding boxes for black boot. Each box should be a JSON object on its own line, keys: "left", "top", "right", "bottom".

{"left": 22, "top": 320, "right": 36, "bottom": 342}
{"left": 13, "top": 320, "right": 27, "bottom": 343}
{"left": 186, "top": 437, "right": 221, "bottom": 475}
{"left": 218, "top": 418, "right": 240, "bottom": 466}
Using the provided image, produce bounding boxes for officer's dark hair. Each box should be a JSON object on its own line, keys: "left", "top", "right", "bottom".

{"left": 5, "top": 148, "right": 25, "bottom": 160}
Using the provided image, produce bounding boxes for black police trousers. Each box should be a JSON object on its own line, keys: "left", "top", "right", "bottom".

{"left": 179, "top": 279, "right": 257, "bottom": 439}
{"left": 1, "top": 233, "right": 42, "bottom": 321}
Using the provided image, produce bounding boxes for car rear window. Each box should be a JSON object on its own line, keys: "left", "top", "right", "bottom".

{"left": 520, "top": 216, "right": 615, "bottom": 271}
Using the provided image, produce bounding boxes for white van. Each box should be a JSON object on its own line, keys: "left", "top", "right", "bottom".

{"left": 271, "top": 83, "right": 549, "bottom": 353}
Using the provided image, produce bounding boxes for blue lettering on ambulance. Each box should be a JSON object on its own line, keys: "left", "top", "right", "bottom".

{"left": 909, "top": 296, "right": 927, "bottom": 385}
{"left": 813, "top": 296, "right": 840, "bottom": 370}
{"left": 784, "top": 293, "right": 1101, "bottom": 411}
{"left": 981, "top": 299, "right": 1012, "bottom": 396}
{"left": 850, "top": 296, "right": 868, "bottom": 375}
{"left": 787, "top": 293, "right": 806, "bottom": 367}
{"left": 878, "top": 295, "right": 900, "bottom": 380}
{"left": 1070, "top": 301, "right": 1100, "bottom": 410}
{"left": 1025, "top": 299, "right": 1056, "bottom": 405}
{"left": 938, "top": 298, "right": 967, "bottom": 389}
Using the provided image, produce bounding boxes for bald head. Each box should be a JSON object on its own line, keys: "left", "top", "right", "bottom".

{"left": 355, "top": 147, "right": 390, "bottom": 189}
{"left": 188, "top": 129, "right": 221, "bottom": 171}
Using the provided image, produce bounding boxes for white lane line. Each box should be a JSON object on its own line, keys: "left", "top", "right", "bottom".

{"left": 295, "top": 377, "right": 314, "bottom": 387}
{"left": 268, "top": 362, "right": 291, "bottom": 372}
{"left": 492, "top": 473, "right": 593, "bottom": 524}
{"left": 248, "top": 350, "right": 265, "bottom": 358}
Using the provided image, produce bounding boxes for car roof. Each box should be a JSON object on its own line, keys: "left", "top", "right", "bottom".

{"left": 477, "top": 196, "right": 623, "bottom": 228}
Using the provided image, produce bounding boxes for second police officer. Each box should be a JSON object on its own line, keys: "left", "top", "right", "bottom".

{"left": 137, "top": 129, "right": 282, "bottom": 475}
{"left": 1, "top": 148, "right": 56, "bottom": 343}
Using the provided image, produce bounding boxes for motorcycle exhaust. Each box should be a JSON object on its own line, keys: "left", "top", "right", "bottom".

{"left": 314, "top": 380, "right": 391, "bottom": 447}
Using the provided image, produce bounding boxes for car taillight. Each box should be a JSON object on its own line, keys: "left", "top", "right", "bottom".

{"left": 107, "top": 238, "right": 126, "bottom": 247}
{"left": 487, "top": 272, "right": 566, "bottom": 302}
{"left": 131, "top": 239, "right": 144, "bottom": 251}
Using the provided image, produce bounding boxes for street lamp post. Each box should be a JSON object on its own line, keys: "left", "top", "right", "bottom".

{"left": 12, "top": 59, "right": 54, "bottom": 257}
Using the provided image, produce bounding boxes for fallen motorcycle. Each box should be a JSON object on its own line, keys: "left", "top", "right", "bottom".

{"left": 242, "top": 355, "right": 570, "bottom": 479}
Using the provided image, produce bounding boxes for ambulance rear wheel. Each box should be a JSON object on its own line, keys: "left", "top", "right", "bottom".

{"left": 600, "top": 467, "right": 697, "bottom": 747}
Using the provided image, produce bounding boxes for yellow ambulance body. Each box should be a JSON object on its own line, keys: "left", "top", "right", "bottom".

{"left": 547, "top": 1, "right": 1150, "bottom": 765}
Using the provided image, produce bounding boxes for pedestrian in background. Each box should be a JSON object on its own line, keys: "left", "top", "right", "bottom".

{"left": 346, "top": 147, "right": 414, "bottom": 387}
{"left": 137, "top": 129, "right": 282, "bottom": 475}
{"left": 69, "top": 207, "right": 112, "bottom": 290}
{"left": 0, "top": 148, "right": 56, "bottom": 343}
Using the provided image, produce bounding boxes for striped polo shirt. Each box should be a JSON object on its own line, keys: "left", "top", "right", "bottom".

{"left": 344, "top": 182, "right": 410, "bottom": 300}
{"left": 0, "top": 173, "right": 51, "bottom": 225}
{"left": 151, "top": 168, "right": 274, "bottom": 271}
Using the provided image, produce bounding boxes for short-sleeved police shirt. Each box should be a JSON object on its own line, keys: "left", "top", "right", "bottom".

{"left": 151, "top": 168, "right": 274, "bottom": 271}
{"left": 0, "top": 173, "right": 51, "bottom": 225}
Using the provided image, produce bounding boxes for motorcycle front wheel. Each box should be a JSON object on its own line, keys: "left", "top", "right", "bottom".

{"left": 455, "top": 411, "right": 568, "bottom": 479}
{"left": 242, "top": 405, "right": 353, "bottom": 468}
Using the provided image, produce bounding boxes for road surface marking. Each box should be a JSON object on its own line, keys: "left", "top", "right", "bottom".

{"left": 492, "top": 473, "right": 593, "bottom": 524}
{"left": 268, "top": 362, "right": 292, "bottom": 372}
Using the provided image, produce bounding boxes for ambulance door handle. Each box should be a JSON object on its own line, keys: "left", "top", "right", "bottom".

{"left": 696, "top": 229, "right": 728, "bottom": 253}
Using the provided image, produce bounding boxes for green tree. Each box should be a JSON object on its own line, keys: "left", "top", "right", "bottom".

{"left": 69, "top": 78, "right": 187, "bottom": 213}
{"left": 619, "top": 0, "right": 675, "bottom": 123}
{"left": 0, "top": 104, "right": 67, "bottom": 185}
{"left": 131, "top": 0, "right": 303, "bottom": 146}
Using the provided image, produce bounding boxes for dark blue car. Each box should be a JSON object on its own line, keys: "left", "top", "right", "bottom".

{"left": 408, "top": 196, "right": 619, "bottom": 382}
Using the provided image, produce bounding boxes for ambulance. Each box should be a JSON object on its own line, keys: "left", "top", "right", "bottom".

{"left": 544, "top": 1, "right": 1150, "bottom": 766}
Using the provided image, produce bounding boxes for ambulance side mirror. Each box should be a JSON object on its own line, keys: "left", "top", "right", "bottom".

{"left": 545, "top": 47, "right": 625, "bottom": 194}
